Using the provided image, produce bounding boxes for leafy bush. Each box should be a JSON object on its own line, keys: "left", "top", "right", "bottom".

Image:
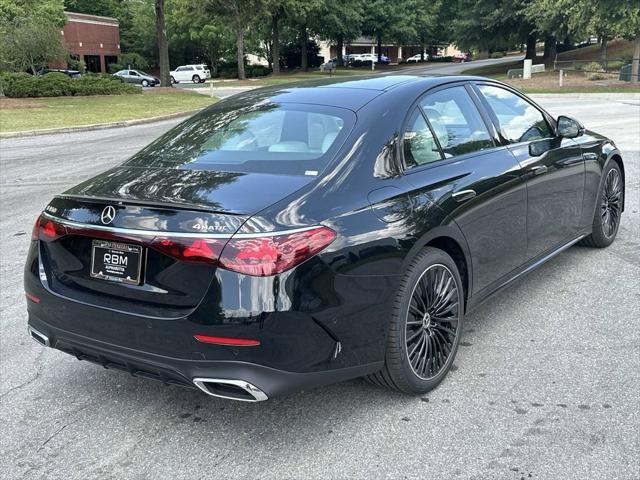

{"left": 582, "top": 62, "right": 603, "bottom": 72}
{"left": 2, "top": 72, "right": 140, "bottom": 97}
{"left": 587, "top": 72, "right": 608, "bottom": 81}
{"left": 247, "top": 65, "right": 270, "bottom": 77}
{"left": 431, "top": 56, "right": 453, "bottom": 62}
{"left": 0, "top": 72, "right": 30, "bottom": 96}
{"left": 215, "top": 64, "right": 271, "bottom": 79}
{"left": 74, "top": 74, "right": 140, "bottom": 95}
{"left": 490, "top": 51, "right": 505, "bottom": 58}
{"left": 605, "top": 60, "right": 625, "bottom": 71}
{"left": 68, "top": 58, "right": 86, "bottom": 73}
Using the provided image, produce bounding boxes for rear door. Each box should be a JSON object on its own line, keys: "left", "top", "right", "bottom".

{"left": 473, "top": 83, "right": 585, "bottom": 258}
{"left": 402, "top": 84, "right": 528, "bottom": 296}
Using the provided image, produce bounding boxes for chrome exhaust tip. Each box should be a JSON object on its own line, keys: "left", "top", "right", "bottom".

{"left": 193, "top": 378, "right": 268, "bottom": 402}
{"left": 28, "top": 326, "right": 50, "bottom": 347}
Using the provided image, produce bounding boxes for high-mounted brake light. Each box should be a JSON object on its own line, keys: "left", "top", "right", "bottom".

{"left": 218, "top": 226, "right": 336, "bottom": 276}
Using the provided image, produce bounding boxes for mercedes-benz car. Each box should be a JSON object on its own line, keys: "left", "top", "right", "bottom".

{"left": 25, "top": 75, "right": 625, "bottom": 402}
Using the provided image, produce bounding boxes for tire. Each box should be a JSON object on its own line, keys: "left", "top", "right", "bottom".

{"left": 367, "top": 247, "right": 464, "bottom": 394}
{"left": 192, "top": 75, "right": 200, "bottom": 84}
{"left": 580, "top": 161, "right": 623, "bottom": 248}
{"left": 141, "top": 79, "right": 149, "bottom": 87}
{"left": 170, "top": 76, "right": 176, "bottom": 84}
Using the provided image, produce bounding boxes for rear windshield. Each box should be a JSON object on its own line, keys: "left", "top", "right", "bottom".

{"left": 125, "top": 102, "right": 354, "bottom": 176}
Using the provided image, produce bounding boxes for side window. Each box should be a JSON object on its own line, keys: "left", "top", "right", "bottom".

{"left": 403, "top": 108, "right": 443, "bottom": 167}
{"left": 478, "top": 85, "right": 553, "bottom": 144}
{"left": 419, "top": 86, "right": 494, "bottom": 157}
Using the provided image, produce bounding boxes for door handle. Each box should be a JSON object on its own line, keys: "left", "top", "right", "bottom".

{"left": 530, "top": 165, "right": 548, "bottom": 175}
{"left": 452, "top": 189, "right": 477, "bottom": 202}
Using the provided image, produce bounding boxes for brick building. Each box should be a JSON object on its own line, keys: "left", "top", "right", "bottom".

{"left": 59, "top": 11, "right": 120, "bottom": 73}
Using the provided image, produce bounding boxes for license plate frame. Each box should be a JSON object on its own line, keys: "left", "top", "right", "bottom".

{"left": 90, "top": 240, "right": 143, "bottom": 285}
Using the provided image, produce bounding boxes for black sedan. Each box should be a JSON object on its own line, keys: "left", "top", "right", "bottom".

{"left": 25, "top": 75, "right": 625, "bottom": 401}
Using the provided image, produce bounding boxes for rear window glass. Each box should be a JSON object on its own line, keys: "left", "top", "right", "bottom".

{"left": 125, "top": 103, "right": 354, "bottom": 176}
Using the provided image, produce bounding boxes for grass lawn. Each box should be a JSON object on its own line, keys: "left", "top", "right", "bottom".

{"left": 0, "top": 89, "right": 217, "bottom": 133}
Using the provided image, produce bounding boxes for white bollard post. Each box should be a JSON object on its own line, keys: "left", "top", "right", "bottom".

{"left": 559, "top": 69, "right": 564, "bottom": 87}
{"left": 210, "top": 80, "right": 214, "bottom": 98}
{"left": 523, "top": 59, "right": 532, "bottom": 79}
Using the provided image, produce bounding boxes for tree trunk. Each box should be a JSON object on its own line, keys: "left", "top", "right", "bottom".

{"left": 236, "top": 24, "right": 245, "bottom": 80}
{"left": 525, "top": 34, "right": 537, "bottom": 60}
{"left": 601, "top": 36, "right": 608, "bottom": 70}
{"left": 631, "top": 33, "right": 640, "bottom": 84}
{"left": 420, "top": 33, "right": 425, "bottom": 61}
{"left": 300, "top": 24, "right": 308, "bottom": 71}
{"left": 336, "top": 35, "right": 344, "bottom": 67}
{"left": 377, "top": 34, "right": 382, "bottom": 63}
{"left": 154, "top": 0, "right": 170, "bottom": 86}
{"left": 272, "top": 13, "right": 280, "bottom": 74}
{"left": 543, "top": 35, "right": 556, "bottom": 66}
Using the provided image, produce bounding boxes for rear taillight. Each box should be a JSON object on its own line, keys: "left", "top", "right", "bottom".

{"left": 33, "top": 215, "right": 66, "bottom": 242}
{"left": 150, "top": 237, "right": 226, "bottom": 265}
{"left": 218, "top": 226, "right": 336, "bottom": 276}
{"left": 31, "top": 214, "right": 335, "bottom": 276}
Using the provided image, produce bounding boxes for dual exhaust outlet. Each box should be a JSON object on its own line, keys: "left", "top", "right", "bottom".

{"left": 28, "top": 326, "right": 267, "bottom": 402}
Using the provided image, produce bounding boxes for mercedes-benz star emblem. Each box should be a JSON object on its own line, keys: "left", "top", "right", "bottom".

{"left": 100, "top": 206, "right": 116, "bottom": 225}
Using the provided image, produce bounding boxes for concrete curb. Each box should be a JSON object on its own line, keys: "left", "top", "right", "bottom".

{"left": 0, "top": 109, "right": 202, "bottom": 139}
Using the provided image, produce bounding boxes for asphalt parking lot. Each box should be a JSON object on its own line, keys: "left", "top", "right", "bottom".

{"left": 1, "top": 94, "right": 638, "bottom": 480}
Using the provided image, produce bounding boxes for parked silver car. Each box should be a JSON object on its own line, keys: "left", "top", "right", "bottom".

{"left": 113, "top": 69, "right": 159, "bottom": 87}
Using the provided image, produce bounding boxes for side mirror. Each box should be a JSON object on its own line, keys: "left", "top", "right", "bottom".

{"left": 556, "top": 115, "right": 584, "bottom": 138}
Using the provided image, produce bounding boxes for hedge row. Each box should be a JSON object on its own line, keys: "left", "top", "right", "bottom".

{"left": 216, "top": 65, "right": 271, "bottom": 79}
{"left": 0, "top": 72, "right": 141, "bottom": 98}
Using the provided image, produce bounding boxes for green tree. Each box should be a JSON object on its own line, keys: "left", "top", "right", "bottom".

{"left": 167, "top": 0, "right": 234, "bottom": 71}
{"left": 286, "top": 0, "right": 323, "bottom": 70}
{"left": 413, "top": 0, "right": 442, "bottom": 60}
{"left": 0, "top": 21, "right": 68, "bottom": 73}
{"left": 202, "top": 0, "right": 266, "bottom": 80}
{"left": 362, "top": 0, "right": 417, "bottom": 62}
{"left": 452, "top": 0, "right": 536, "bottom": 58}
{"left": 0, "top": 0, "right": 66, "bottom": 73}
{"left": 0, "top": 0, "right": 65, "bottom": 26}
{"left": 314, "top": 0, "right": 364, "bottom": 66}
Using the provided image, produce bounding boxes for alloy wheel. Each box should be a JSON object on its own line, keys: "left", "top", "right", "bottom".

{"left": 601, "top": 168, "right": 622, "bottom": 238}
{"left": 405, "top": 264, "right": 460, "bottom": 380}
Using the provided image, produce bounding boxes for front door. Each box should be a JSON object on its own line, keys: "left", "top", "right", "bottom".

{"left": 402, "top": 85, "right": 528, "bottom": 296}
{"left": 474, "top": 84, "right": 585, "bottom": 258}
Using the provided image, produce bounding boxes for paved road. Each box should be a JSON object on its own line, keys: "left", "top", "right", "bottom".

{"left": 1, "top": 94, "right": 638, "bottom": 480}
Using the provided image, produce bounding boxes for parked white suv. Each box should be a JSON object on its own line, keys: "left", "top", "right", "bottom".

{"left": 170, "top": 64, "right": 211, "bottom": 84}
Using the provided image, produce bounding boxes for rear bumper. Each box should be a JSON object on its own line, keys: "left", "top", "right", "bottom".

{"left": 27, "top": 313, "right": 381, "bottom": 400}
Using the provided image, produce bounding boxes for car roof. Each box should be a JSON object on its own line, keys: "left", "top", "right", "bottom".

{"left": 228, "top": 75, "right": 489, "bottom": 111}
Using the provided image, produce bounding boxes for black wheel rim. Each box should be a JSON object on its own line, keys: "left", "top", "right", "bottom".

{"left": 601, "top": 168, "right": 622, "bottom": 238}
{"left": 405, "top": 264, "right": 461, "bottom": 380}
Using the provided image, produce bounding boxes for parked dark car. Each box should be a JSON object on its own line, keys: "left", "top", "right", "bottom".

{"left": 113, "top": 69, "right": 159, "bottom": 87}
{"left": 25, "top": 75, "right": 624, "bottom": 402}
